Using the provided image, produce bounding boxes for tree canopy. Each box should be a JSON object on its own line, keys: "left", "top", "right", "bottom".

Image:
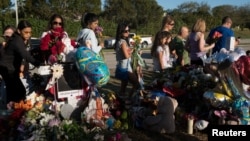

{"left": 1, "top": 0, "right": 250, "bottom": 38}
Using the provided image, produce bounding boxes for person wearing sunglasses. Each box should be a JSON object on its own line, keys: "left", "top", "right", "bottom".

{"left": 76, "top": 12, "right": 104, "bottom": 54}
{"left": 0, "top": 20, "right": 41, "bottom": 104}
{"left": 154, "top": 15, "right": 176, "bottom": 66}
{"left": 161, "top": 15, "right": 175, "bottom": 33}
{"left": 114, "top": 22, "right": 140, "bottom": 98}
{"left": 40, "top": 14, "right": 76, "bottom": 64}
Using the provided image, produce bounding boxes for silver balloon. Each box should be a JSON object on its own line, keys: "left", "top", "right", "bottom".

{"left": 203, "top": 91, "right": 233, "bottom": 108}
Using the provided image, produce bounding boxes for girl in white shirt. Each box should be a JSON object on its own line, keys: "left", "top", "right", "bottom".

{"left": 151, "top": 31, "right": 172, "bottom": 72}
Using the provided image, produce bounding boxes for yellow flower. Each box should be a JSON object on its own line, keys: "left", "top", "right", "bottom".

{"left": 133, "top": 35, "right": 141, "bottom": 45}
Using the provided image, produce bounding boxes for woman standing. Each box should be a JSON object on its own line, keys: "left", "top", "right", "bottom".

{"left": 0, "top": 20, "right": 40, "bottom": 103}
{"left": 114, "top": 22, "right": 139, "bottom": 98}
{"left": 161, "top": 15, "right": 175, "bottom": 32}
{"left": 76, "top": 12, "right": 104, "bottom": 54}
{"left": 40, "top": 14, "right": 75, "bottom": 64}
{"left": 186, "top": 19, "right": 215, "bottom": 66}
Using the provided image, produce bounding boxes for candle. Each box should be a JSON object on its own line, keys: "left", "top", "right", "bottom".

{"left": 187, "top": 115, "right": 194, "bottom": 134}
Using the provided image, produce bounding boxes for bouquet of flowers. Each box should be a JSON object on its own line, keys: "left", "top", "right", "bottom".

{"left": 40, "top": 27, "right": 66, "bottom": 63}
{"left": 95, "top": 26, "right": 105, "bottom": 59}
{"left": 131, "top": 35, "right": 148, "bottom": 70}
{"left": 207, "top": 31, "right": 223, "bottom": 45}
{"left": 95, "top": 26, "right": 103, "bottom": 38}
{"left": 131, "top": 35, "right": 142, "bottom": 71}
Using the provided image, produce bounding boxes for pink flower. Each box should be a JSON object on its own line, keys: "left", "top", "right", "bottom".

{"left": 48, "top": 118, "right": 61, "bottom": 127}
{"left": 95, "top": 26, "right": 103, "bottom": 37}
{"left": 48, "top": 54, "right": 57, "bottom": 64}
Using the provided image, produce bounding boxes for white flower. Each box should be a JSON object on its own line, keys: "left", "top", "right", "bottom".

{"left": 39, "top": 118, "right": 47, "bottom": 126}
{"left": 51, "top": 64, "right": 64, "bottom": 79}
{"left": 39, "top": 113, "right": 55, "bottom": 126}
{"left": 94, "top": 133, "right": 104, "bottom": 141}
{"left": 61, "top": 119, "right": 73, "bottom": 125}
{"left": 30, "top": 119, "right": 37, "bottom": 125}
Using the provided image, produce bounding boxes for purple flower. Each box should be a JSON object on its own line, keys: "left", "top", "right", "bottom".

{"left": 48, "top": 118, "right": 61, "bottom": 127}
{"left": 95, "top": 26, "right": 103, "bottom": 33}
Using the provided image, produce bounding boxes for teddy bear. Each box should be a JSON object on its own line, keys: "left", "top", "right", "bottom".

{"left": 142, "top": 96, "right": 178, "bottom": 134}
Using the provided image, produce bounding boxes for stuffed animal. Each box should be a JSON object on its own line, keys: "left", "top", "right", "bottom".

{"left": 142, "top": 96, "right": 178, "bottom": 134}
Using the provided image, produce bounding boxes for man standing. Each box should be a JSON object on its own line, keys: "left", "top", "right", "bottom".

{"left": 207, "top": 16, "right": 239, "bottom": 54}
{"left": 170, "top": 26, "right": 190, "bottom": 66}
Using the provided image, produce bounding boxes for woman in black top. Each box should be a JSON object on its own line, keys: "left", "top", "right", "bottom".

{"left": 0, "top": 20, "right": 40, "bottom": 103}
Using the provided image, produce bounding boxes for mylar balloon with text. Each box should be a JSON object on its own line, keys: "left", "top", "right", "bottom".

{"left": 75, "top": 46, "right": 110, "bottom": 87}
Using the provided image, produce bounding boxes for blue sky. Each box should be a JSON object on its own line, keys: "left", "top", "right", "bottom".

{"left": 156, "top": 0, "right": 250, "bottom": 10}
{"left": 11, "top": 0, "right": 250, "bottom": 10}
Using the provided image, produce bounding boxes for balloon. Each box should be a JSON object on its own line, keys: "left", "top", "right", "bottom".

{"left": 233, "top": 55, "right": 250, "bottom": 85}
{"left": 195, "top": 120, "right": 209, "bottom": 130}
{"left": 75, "top": 46, "right": 110, "bottom": 87}
{"left": 203, "top": 91, "right": 233, "bottom": 108}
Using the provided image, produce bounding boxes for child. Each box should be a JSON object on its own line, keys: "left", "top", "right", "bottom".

{"left": 150, "top": 31, "right": 173, "bottom": 73}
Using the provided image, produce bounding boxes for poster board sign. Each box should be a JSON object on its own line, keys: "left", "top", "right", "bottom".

{"left": 56, "top": 63, "right": 83, "bottom": 100}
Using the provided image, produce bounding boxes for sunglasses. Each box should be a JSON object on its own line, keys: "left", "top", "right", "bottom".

{"left": 169, "top": 23, "right": 175, "bottom": 26}
{"left": 53, "top": 21, "right": 62, "bottom": 26}
{"left": 123, "top": 30, "right": 130, "bottom": 33}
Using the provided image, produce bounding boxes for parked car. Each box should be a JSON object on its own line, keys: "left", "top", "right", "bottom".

{"left": 29, "top": 37, "right": 42, "bottom": 70}
{"left": 104, "top": 37, "right": 116, "bottom": 49}
{"left": 104, "top": 33, "right": 152, "bottom": 49}
{"left": 129, "top": 33, "right": 152, "bottom": 48}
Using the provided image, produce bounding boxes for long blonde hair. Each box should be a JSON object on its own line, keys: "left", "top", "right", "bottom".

{"left": 192, "top": 18, "right": 206, "bottom": 33}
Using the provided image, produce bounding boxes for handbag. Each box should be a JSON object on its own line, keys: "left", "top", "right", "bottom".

{"left": 115, "top": 61, "right": 129, "bottom": 80}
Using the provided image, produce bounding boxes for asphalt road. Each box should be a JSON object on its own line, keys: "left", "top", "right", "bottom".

{"left": 103, "top": 38, "right": 250, "bottom": 70}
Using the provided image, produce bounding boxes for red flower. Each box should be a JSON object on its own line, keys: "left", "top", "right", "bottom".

{"left": 52, "top": 27, "right": 65, "bottom": 39}
{"left": 40, "top": 33, "right": 51, "bottom": 51}
{"left": 9, "top": 109, "right": 25, "bottom": 120}
{"left": 50, "top": 46, "right": 57, "bottom": 55}
{"left": 40, "top": 27, "right": 66, "bottom": 55}
{"left": 211, "top": 31, "right": 222, "bottom": 43}
{"left": 71, "top": 39, "right": 77, "bottom": 47}
{"left": 55, "top": 40, "right": 65, "bottom": 53}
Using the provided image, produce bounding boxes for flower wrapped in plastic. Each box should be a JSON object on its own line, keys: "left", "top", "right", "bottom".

{"left": 131, "top": 35, "right": 148, "bottom": 71}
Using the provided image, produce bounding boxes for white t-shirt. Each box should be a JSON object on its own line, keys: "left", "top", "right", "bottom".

{"left": 76, "top": 28, "right": 102, "bottom": 54}
{"left": 153, "top": 45, "right": 172, "bottom": 72}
